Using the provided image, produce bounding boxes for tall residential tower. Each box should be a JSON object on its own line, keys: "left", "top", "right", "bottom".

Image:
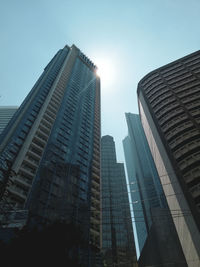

{"left": 0, "top": 44, "right": 101, "bottom": 266}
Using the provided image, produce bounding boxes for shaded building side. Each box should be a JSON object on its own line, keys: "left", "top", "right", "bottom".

{"left": 137, "top": 50, "right": 200, "bottom": 266}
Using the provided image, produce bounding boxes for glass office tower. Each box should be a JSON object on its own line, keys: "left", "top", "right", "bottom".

{"left": 123, "top": 113, "right": 187, "bottom": 266}
{"left": 137, "top": 50, "right": 200, "bottom": 266}
{"left": 0, "top": 106, "right": 18, "bottom": 135}
{"left": 101, "top": 135, "right": 137, "bottom": 267}
{"left": 0, "top": 45, "right": 101, "bottom": 266}
{"left": 123, "top": 113, "right": 167, "bottom": 257}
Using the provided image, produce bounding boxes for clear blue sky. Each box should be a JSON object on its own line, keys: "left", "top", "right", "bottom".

{"left": 1, "top": 0, "right": 200, "bottom": 162}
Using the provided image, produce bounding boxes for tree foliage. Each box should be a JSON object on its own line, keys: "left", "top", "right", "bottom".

{"left": 0, "top": 221, "right": 85, "bottom": 266}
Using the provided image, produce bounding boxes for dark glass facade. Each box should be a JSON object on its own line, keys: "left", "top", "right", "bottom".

{"left": 0, "top": 45, "right": 101, "bottom": 266}
{"left": 123, "top": 113, "right": 167, "bottom": 257}
{"left": 101, "top": 135, "right": 137, "bottom": 267}
{"left": 123, "top": 113, "right": 187, "bottom": 266}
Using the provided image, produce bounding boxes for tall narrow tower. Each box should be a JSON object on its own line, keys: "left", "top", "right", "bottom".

{"left": 123, "top": 113, "right": 187, "bottom": 266}
{"left": 123, "top": 113, "right": 168, "bottom": 257}
{"left": 137, "top": 50, "right": 200, "bottom": 266}
{"left": 101, "top": 135, "right": 137, "bottom": 267}
{"left": 0, "top": 45, "right": 101, "bottom": 265}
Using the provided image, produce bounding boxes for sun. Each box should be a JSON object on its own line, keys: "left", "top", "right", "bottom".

{"left": 96, "top": 58, "right": 115, "bottom": 87}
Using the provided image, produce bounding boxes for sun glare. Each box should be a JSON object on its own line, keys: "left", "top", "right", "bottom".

{"left": 96, "top": 58, "right": 115, "bottom": 87}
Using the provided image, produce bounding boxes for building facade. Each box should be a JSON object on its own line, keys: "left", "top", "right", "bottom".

{"left": 137, "top": 50, "right": 200, "bottom": 266}
{"left": 0, "top": 106, "right": 18, "bottom": 135}
{"left": 123, "top": 113, "right": 168, "bottom": 257}
{"left": 123, "top": 113, "right": 187, "bottom": 266}
{"left": 0, "top": 45, "right": 101, "bottom": 266}
{"left": 101, "top": 135, "right": 137, "bottom": 267}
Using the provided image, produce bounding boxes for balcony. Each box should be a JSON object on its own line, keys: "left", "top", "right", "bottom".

{"left": 30, "top": 141, "right": 44, "bottom": 154}
{"left": 41, "top": 118, "right": 52, "bottom": 130}
{"left": 43, "top": 113, "right": 54, "bottom": 125}
{"left": 33, "top": 135, "right": 46, "bottom": 148}
{"left": 7, "top": 185, "right": 27, "bottom": 201}
{"left": 36, "top": 129, "right": 49, "bottom": 142}
{"left": 20, "top": 166, "right": 35, "bottom": 178}
{"left": 14, "top": 175, "right": 32, "bottom": 189}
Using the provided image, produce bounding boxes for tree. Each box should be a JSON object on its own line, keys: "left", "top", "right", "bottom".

{"left": 1, "top": 221, "right": 85, "bottom": 267}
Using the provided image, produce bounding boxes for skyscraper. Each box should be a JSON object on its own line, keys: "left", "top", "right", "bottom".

{"left": 0, "top": 106, "right": 18, "bottom": 135}
{"left": 123, "top": 113, "right": 187, "bottom": 266}
{"left": 0, "top": 44, "right": 101, "bottom": 266}
{"left": 101, "top": 135, "right": 137, "bottom": 267}
{"left": 123, "top": 113, "right": 167, "bottom": 257}
{"left": 137, "top": 50, "right": 200, "bottom": 266}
